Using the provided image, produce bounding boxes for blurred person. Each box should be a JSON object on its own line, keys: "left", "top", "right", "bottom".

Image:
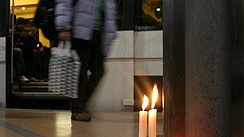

{"left": 55, "top": 0, "right": 117, "bottom": 121}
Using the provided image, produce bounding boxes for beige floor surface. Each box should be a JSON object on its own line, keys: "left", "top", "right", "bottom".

{"left": 0, "top": 109, "right": 163, "bottom": 137}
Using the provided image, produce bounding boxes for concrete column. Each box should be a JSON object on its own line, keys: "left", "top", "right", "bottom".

{"left": 185, "top": 0, "right": 231, "bottom": 136}
{"left": 0, "top": 0, "right": 9, "bottom": 108}
{"left": 163, "top": 0, "right": 185, "bottom": 136}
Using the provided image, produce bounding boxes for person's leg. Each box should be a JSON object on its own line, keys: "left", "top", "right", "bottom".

{"left": 13, "top": 48, "right": 24, "bottom": 77}
{"left": 70, "top": 38, "right": 92, "bottom": 121}
{"left": 82, "top": 31, "right": 104, "bottom": 104}
{"left": 70, "top": 31, "right": 104, "bottom": 121}
{"left": 70, "top": 38, "right": 91, "bottom": 112}
{"left": 32, "top": 50, "right": 43, "bottom": 79}
{"left": 22, "top": 49, "right": 34, "bottom": 78}
{"left": 13, "top": 47, "right": 29, "bottom": 82}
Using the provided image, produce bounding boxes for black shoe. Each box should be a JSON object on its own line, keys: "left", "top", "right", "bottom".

{"left": 71, "top": 112, "right": 92, "bottom": 122}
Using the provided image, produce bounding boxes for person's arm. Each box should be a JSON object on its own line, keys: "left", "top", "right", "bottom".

{"left": 55, "top": 0, "right": 73, "bottom": 40}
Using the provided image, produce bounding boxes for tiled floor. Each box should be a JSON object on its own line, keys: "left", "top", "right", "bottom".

{"left": 0, "top": 109, "right": 163, "bottom": 137}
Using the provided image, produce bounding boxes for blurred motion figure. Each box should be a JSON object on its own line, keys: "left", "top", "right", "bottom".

{"left": 55, "top": 0, "right": 117, "bottom": 121}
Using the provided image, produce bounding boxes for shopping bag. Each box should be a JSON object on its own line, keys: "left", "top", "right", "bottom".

{"left": 48, "top": 41, "right": 80, "bottom": 98}
{"left": 64, "top": 47, "right": 81, "bottom": 98}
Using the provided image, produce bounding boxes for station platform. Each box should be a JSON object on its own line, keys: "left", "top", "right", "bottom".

{"left": 0, "top": 109, "right": 164, "bottom": 137}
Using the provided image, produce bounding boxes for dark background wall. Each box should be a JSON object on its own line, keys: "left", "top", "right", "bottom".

{"left": 0, "top": 0, "right": 9, "bottom": 37}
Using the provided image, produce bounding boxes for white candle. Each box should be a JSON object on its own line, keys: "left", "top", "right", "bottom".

{"left": 149, "top": 109, "right": 157, "bottom": 137}
{"left": 148, "top": 84, "right": 158, "bottom": 137}
{"left": 139, "top": 95, "right": 149, "bottom": 137}
{"left": 139, "top": 111, "right": 147, "bottom": 137}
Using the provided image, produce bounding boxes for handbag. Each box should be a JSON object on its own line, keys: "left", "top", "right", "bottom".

{"left": 48, "top": 41, "right": 80, "bottom": 98}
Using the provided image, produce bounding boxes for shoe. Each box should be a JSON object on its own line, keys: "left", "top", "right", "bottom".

{"left": 19, "top": 76, "right": 30, "bottom": 83}
{"left": 29, "top": 77, "right": 40, "bottom": 82}
{"left": 71, "top": 112, "right": 92, "bottom": 122}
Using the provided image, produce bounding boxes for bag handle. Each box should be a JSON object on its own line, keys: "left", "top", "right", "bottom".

{"left": 64, "top": 40, "right": 71, "bottom": 50}
{"left": 58, "top": 40, "right": 71, "bottom": 50}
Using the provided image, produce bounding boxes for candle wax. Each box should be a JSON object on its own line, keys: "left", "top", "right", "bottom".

{"left": 139, "top": 111, "right": 147, "bottom": 137}
{"left": 148, "top": 109, "right": 157, "bottom": 137}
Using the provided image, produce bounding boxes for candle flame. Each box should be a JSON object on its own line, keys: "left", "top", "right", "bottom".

{"left": 151, "top": 84, "right": 158, "bottom": 109}
{"left": 142, "top": 95, "right": 149, "bottom": 111}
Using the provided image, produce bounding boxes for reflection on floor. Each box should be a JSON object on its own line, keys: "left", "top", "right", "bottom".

{"left": 0, "top": 109, "right": 164, "bottom": 137}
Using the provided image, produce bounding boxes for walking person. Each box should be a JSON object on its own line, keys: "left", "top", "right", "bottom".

{"left": 55, "top": 0, "right": 117, "bottom": 121}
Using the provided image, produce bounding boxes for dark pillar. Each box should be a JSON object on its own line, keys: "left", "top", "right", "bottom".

{"left": 230, "top": 0, "right": 244, "bottom": 136}
{"left": 164, "top": 0, "right": 244, "bottom": 136}
{"left": 163, "top": 0, "right": 185, "bottom": 136}
{"left": 185, "top": 0, "right": 231, "bottom": 136}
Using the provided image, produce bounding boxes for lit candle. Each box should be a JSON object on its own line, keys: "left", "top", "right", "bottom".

{"left": 149, "top": 84, "right": 158, "bottom": 137}
{"left": 139, "top": 95, "right": 149, "bottom": 137}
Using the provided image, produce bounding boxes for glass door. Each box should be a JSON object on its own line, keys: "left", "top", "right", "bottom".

{"left": 8, "top": 0, "right": 68, "bottom": 109}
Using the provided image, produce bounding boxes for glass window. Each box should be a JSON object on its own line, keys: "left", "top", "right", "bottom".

{"left": 134, "top": 0, "right": 163, "bottom": 31}
{"left": 116, "top": 0, "right": 134, "bottom": 30}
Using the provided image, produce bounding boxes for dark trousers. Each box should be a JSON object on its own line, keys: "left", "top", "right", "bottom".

{"left": 70, "top": 31, "right": 104, "bottom": 113}
{"left": 13, "top": 47, "right": 25, "bottom": 77}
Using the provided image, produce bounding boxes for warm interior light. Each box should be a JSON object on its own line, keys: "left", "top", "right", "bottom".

{"left": 142, "top": 95, "right": 149, "bottom": 111}
{"left": 21, "top": 7, "right": 26, "bottom": 10}
{"left": 151, "top": 84, "right": 158, "bottom": 109}
{"left": 156, "top": 7, "right": 161, "bottom": 12}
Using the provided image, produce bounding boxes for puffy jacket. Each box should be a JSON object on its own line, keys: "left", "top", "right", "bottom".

{"left": 55, "top": 0, "right": 117, "bottom": 56}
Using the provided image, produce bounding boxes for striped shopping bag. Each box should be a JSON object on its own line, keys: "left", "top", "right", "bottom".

{"left": 48, "top": 41, "right": 80, "bottom": 98}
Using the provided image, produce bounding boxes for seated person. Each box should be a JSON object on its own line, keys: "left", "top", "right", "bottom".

{"left": 9, "top": 16, "right": 29, "bottom": 83}
{"left": 14, "top": 17, "right": 41, "bottom": 82}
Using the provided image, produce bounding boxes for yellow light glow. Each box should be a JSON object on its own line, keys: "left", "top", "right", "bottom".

{"left": 151, "top": 84, "right": 158, "bottom": 109}
{"left": 142, "top": 95, "right": 149, "bottom": 111}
